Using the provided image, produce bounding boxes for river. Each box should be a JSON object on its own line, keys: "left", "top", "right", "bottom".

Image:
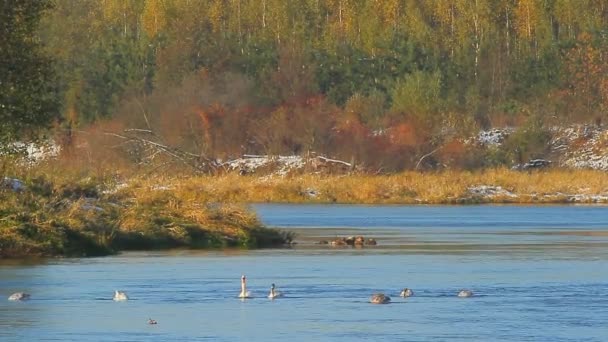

{"left": 1, "top": 205, "right": 607, "bottom": 341}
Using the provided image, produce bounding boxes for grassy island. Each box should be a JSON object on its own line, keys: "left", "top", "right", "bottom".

{"left": 0, "top": 173, "right": 292, "bottom": 258}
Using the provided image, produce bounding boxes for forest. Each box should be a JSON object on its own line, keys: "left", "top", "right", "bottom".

{"left": 4, "top": 0, "right": 608, "bottom": 171}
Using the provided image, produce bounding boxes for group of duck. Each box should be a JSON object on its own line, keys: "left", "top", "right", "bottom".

{"left": 6, "top": 274, "right": 475, "bottom": 308}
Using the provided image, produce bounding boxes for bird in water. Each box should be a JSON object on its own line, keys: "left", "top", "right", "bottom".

{"left": 238, "top": 275, "right": 252, "bottom": 298}
{"left": 8, "top": 292, "right": 30, "bottom": 301}
{"left": 113, "top": 290, "right": 129, "bottom": 301}
{"left": 400, "top": 288, "right": 414, "bottom": 297}
{"left": 267, "top": 283, "right": 283, "bottom": 299}
{"left": 370, "top": 293, "right": 391, "bottom": 304}
{"left": 148, "top": 318, "right": 158, "bottom": 325}
{"left": 457, "top": 289, "right": 473, "bottom": 298}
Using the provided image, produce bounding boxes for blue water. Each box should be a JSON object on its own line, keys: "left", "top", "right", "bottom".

{"left": 1, "top": 205, "right": 607, "bottom": 341}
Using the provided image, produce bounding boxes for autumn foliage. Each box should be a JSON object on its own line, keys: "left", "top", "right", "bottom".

{"left": 33, "top": 0, "right": 608, "bottom": 171}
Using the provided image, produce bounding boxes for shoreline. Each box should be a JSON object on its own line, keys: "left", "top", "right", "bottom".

{"left": 2, "top": 168, "right": 608, "bottom": 258}
{"left": 121, "top": 168, "right": 608, "bottom": 205}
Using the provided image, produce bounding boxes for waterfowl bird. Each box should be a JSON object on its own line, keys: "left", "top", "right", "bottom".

{"left": 8, "top": 292, "right": 30, "bottom": 301}
{"left": 457, "top": 289, "right": 473, "bottom": 298}
{"left": 238, "top": 275, "right": 252, "bottom": 298}
{"left": 400, "top": 288, "right": 414, "bottom": 297}
{"left": 267, "top": 283, "right": 283, "bottom": 299}
{"left": 330, "top": 238, "right": 347, "bottom": 246}
{"left": 148, "top": 318, "right": 158, "bottom": 325}
{"left": 353, "top": 236, "right": 365, "bottom": 245}
{"left": 113, "top": 290, "right": 129, "bottom": 301}
{"left": 370, "top": 293, "right": 391, "bottom": 304}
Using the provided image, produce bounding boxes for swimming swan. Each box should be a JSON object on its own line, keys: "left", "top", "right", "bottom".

{"left": 239, "top": 275, "right": 252, "bottom": 298}
{"left": 457, "top": 289, "right": 473, "bottom": 298}
{"left": 370, "top": 293, "right": 391, "bottom": 304}
{"left": 113, "top": 290, "right": 129, "bottom": 301}
{"left": 268, "top": 283, "right": 283, "bottom": 299}
{"left": 400, "top": 288, "right": 414, "bottom": 297}
{"left": 8, "top": 292, "right": 30, "bottom": 301}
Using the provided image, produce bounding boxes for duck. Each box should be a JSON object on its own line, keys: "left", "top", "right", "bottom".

{"left": 457, "top": 289, "right": 473, "bottom": 298}
{"left": 370, "top": 293, "right": 391, "bottom": 304}
{"left": 267, "top": 283, "right": 283, "bottom": 299}
{"left": 400, "top": 288, "right": 414, "bottom": 297}
{"left": 8, "top": 292, "right": 30, "bottom": 301}
{"left": 113, "top": 290, "right": 129, "bottom": 301}
{"left": 148, "top": 318, "right": 158, "bottom": 325}
{"left": 238, "top": 275, "right": 252, "bottom": 298}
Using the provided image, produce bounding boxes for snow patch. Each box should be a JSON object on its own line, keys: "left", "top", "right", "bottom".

{"left": 472, "top": 128, "right": 514, "bottom": 146}
{"left": 468, "top": 185, "right": 517, "bottom": 198}
{"left": 551, "top": 125, "right": 608, "bottom": 171}
{"left": 222, "top": 155, "right": 306, "bottom": 177}
{"left": 101, "top": 182, "right": 129, "bottom": 195}
{"left": 2, "top": 141, "right": 61, "bottom": 163}
{"left": 540, "top": 192, "right": 608, "bottom": 203}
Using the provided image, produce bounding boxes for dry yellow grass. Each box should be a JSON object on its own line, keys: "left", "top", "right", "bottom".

{"left": 3, "top": 159, "right": 607, "bottom": 258}
{"left": 0, "top": 166, "right": 291, "bottom": 258}
{"left": 146, "top": 168, "right": 608, "bottom": 204}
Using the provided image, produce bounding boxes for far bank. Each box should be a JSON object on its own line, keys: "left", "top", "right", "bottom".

{"left": 125, "top": 168, "right": 608, "bottom": 205}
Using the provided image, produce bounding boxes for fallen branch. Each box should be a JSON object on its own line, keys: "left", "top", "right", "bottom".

{"left": 315, "top": 155, "right": 352, "bottom": 167}
{"left": 415, "top": 146, "right": 442, "bottom": 171}
{"left": 104, "top": 129, "right": 218, "bottom": 174}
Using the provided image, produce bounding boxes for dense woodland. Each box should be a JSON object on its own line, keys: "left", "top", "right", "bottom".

{"left": 3, "top": 0, "right": 608, "bottom": 171}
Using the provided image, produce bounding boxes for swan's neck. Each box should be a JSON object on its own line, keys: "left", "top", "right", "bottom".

{"left": 240, "top": 279, "right": 247, "bottom": 295}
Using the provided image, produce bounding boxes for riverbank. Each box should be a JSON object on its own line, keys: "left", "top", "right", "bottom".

{"left": 0, "top": 176, "right": 292, "bottom": 258}
{"left": 2, "top": 167, "right": 607, "bottom": 257}
{"left": 127, "top": 168, "right": 608, "bottom": 204}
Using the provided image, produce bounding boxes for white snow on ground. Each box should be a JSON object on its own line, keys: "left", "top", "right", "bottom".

{"left": 276, "top": 155, "right": 306, "bottom": 176}
{"left": 539, "top": 192, "right": 608, "bottom": 203}
{"left": 222, "top": 155, "right": 305, "bottom": 176}
{"left": 473, "top": 128, "right": 514, "bottom": 146}
{"left": 221, "top": 155, "right": 352, "bottom": 177}
{"left": 468, "top": 185, "right": 608, "bottom": 202}
{"left": 100, "top": 182, "right": 128, "bottom": 195}
{"left": 222, "top": 155, "right": 272, "bottom": 173}
{"left": 1, "top": 141, "right": 60, "bottom": 164}
{"left": 551, "top": 125, "right": 608, "bottom": 171}
{"left": 469, "top": 125, "right": 608, "bottom": 171}
{"left": 468, "top": 185, "right": 518, "bottom": 198}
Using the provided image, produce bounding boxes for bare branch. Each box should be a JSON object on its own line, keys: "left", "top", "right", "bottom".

{"left": 103, "top": 128, "right": 218, "bottom": 174}
{"left": 415, "top": 146, "right": 442, "bottom": 171}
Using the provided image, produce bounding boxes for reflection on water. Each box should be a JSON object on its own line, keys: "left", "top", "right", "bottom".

{"left": 0, "top": 205, "right": 607, "bottom": 341}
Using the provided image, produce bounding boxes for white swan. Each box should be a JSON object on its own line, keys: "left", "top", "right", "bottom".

{"left": 370, "top": 293, "right": 391, "bottom": 304}
{"left": 8, "top": 292, "right": 30, "bottom": 301}
{"left": 113, "top": 290, "right": 129, "bottom": 301}
{"left": 400, "top": 288, "right": 414, "bottom": 297}
{"left": 267, "top": 283, "right": 283, "bottom": 299}
{"left": 238, "top": 275, "right": 252, "bottom": 298}
{"left": 457, "top": 289, "right": 473, "bottom": 298}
